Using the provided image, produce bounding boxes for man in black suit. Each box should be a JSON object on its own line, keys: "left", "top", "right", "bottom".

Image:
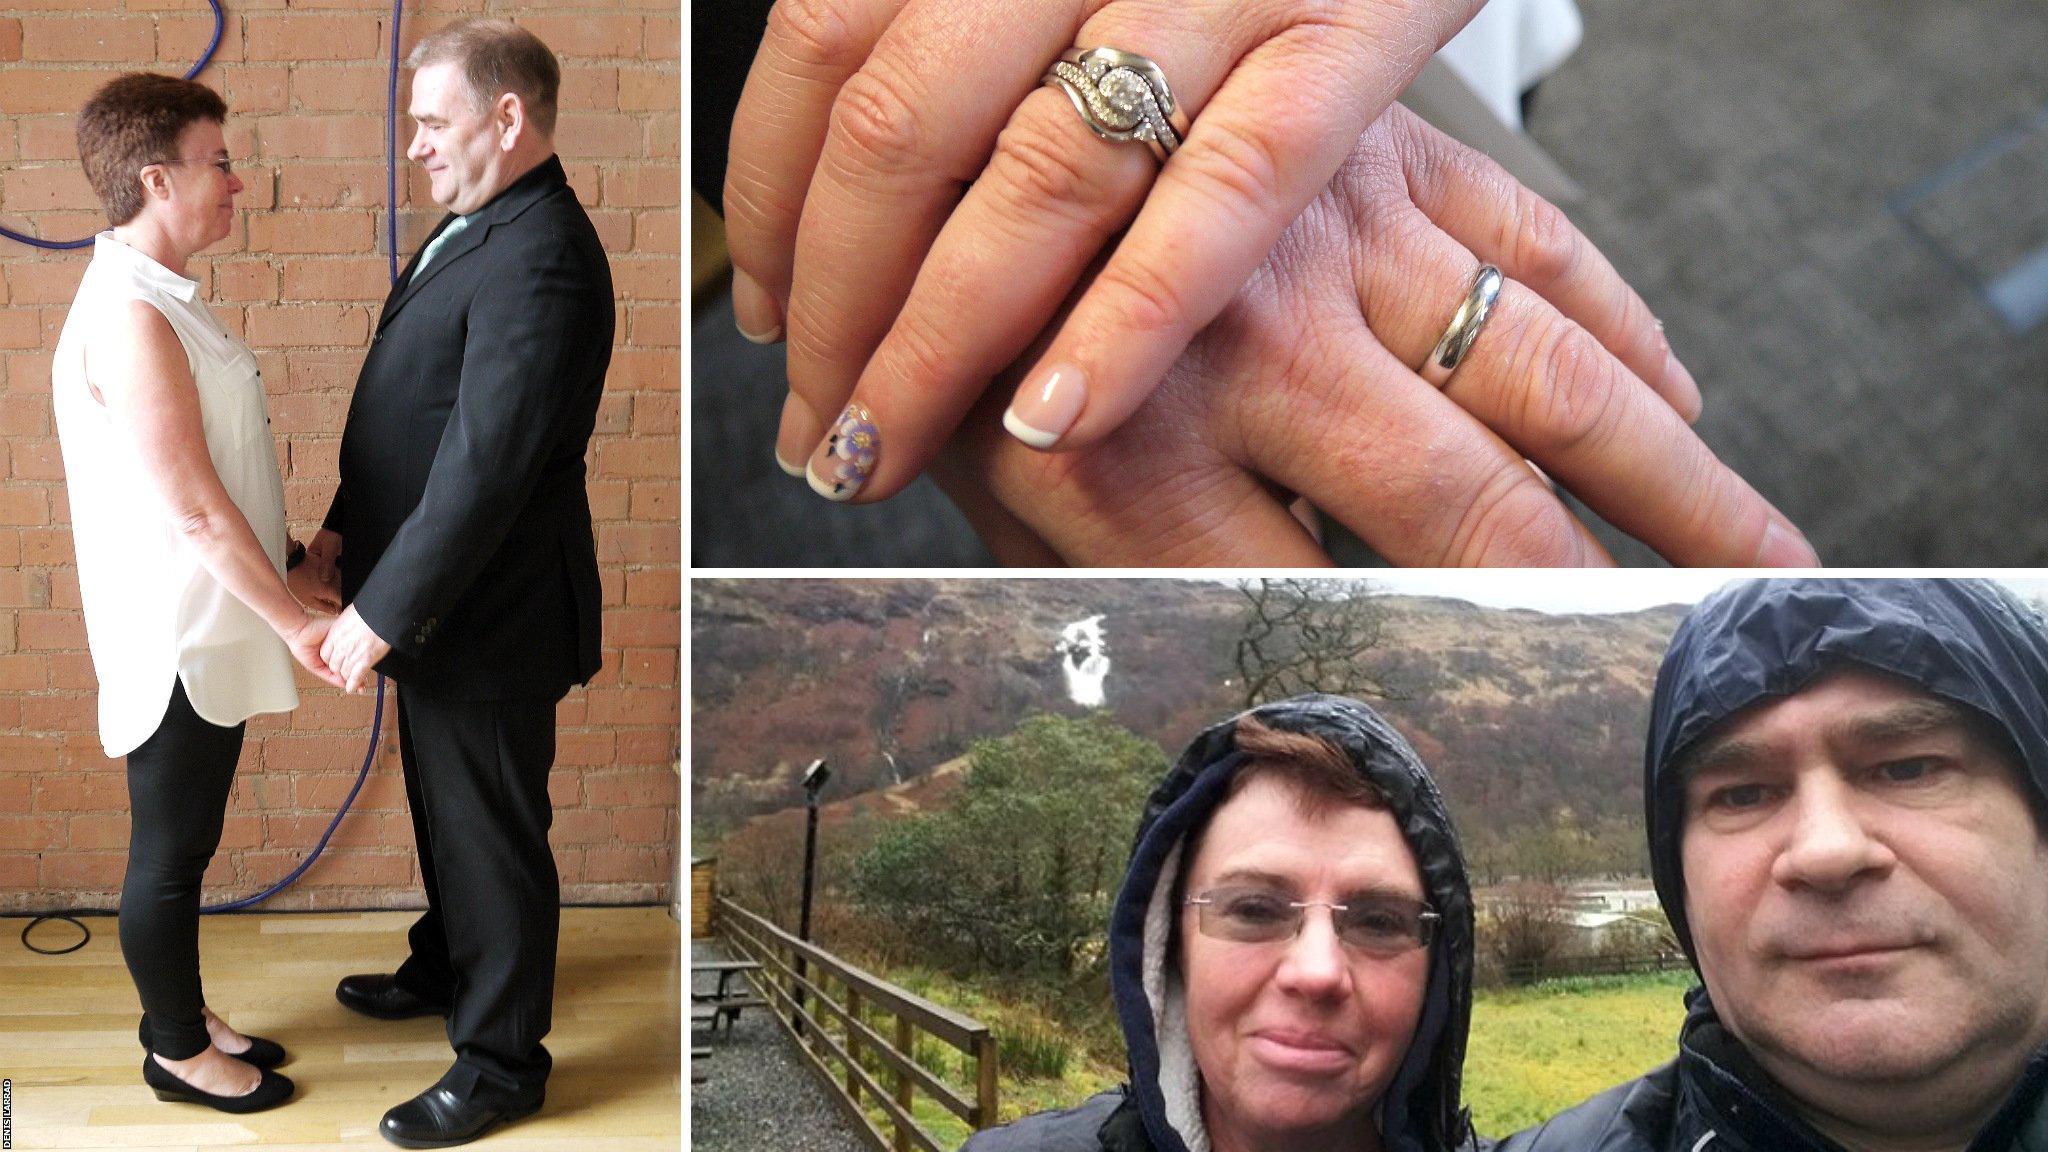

{"left": 290, "top": 17, "right": 611, "bottom": 1149}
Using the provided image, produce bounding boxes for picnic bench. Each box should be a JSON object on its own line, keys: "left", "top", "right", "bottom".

{"left": 692, "top": 959, "right": 766, "bottom": 1035}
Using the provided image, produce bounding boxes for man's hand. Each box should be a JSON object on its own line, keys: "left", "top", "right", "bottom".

{"left": 322, "top": 605, "right": 393, "bottom": 694}
{"left": 722, "top": 0, "right": 1706, "bottom": 517}
{"left": 284, "top": 613, "right": 347, "bottom": 690}
{"left": 288, "top": 529, "right": 343, "bottom": 613}
{"left": 931, "top": 106, "right": 1817, "bottom": 567}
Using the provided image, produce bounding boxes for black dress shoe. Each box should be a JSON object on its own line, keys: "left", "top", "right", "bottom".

{"left": 139, "top": 1015, "right": 288, "bottom": 1069}
{"left": 379, "top": 1085, "right": 542, "bottom": 1149}
{"left": 142, "top": 1054, "right": 295, "bottom": 1113}
{"left": 336, "top": 973, "right": 452, "bottom": 1020}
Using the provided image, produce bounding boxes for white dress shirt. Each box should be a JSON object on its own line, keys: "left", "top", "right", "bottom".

{"left": 1438, "top": 0, "right": 1585, "bottom": 130}
{"left": 52, "top": 233, "right": 297, "bottom": 757}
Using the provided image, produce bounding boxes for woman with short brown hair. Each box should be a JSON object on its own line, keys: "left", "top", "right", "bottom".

{"left": 55, "top": 72, "right": 342, "bottom": 1114}
{"left": 964, "top": 695, "right": 1478, "bottom": 1152}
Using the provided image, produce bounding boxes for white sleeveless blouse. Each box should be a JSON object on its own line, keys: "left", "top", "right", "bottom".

{"left": 52, "top": 233, "right": 298, "bottom": 757}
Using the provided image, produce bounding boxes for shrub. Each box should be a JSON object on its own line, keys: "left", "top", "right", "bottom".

{"left": 851, "top": 713, "right": 1165, "bottom": 978}
{"left": 998, "top": 1022, "right": 1073, "bottom": 1081}
{"left": 1481, "top": 883, "right": 1572, "bottom": 985}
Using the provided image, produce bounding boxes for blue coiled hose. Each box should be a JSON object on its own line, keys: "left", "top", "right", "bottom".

{"left": 0, "top": 0, "right": 222, "bottom": 250}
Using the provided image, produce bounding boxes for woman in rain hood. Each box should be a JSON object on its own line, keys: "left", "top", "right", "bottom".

{"left": 964, "top": 693, "right": 1478, "bottom": 1152}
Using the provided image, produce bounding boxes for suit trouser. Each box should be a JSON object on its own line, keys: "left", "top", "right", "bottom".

{"left": 121, "top": 679, "right": 245, "bottom": 1061}
{"left": 388, "top": 683, "right": 561, "bottom": 1103}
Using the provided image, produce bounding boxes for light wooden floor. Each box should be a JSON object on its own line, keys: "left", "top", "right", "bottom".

{"left": 0, "top": 907, "right": 681, "bottom": 1150}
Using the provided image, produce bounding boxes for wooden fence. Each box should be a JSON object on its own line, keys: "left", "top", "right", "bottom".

{"left": 1498, "top": 950, "right": 1690, "bottom": 985}
{"left": 717, "top": 898, "right": 999, "bottom": 1152}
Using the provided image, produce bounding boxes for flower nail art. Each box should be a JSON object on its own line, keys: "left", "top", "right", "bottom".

{"left": 807, "top": 401, "right": 879, "bottom": 502}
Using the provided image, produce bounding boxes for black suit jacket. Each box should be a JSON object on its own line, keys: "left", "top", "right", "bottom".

{"left": 692, "top": 0, "right": 774, "bottom": 211}
{"left": 325, "top": 156, "right": 612, "bottom": 701}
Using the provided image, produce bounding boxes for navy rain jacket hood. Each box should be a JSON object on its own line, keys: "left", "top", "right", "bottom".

{"left": 1494, "top": 578, "right": 2048, "bottom": 1152}
{"left": 1645, "top": 577, "right": 2048, "bottom": 964}
{"left": 962, "top": 694, "right": 1476, "bottom": 1152}
{"left": 1109, "top": 693, "right": 1478, "bottom": 1152}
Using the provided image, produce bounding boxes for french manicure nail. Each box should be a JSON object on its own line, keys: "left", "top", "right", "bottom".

{"left": 1664, "top": 350, "right": 1703, "bottom": 423}
{"left": 805, "top": 401, "right": 879, "bottom": 502}
{"left": 774, "top": 392, "right": 820, "bottom": 478}
{"left": 1757, "top": 520, "right": 1821, "bottom": 568}
{"left": 732, "top": 268, "right": 784, "bottom": 344}
{"left": 1004, "top": 363, "right": 1087, "bottom": 449}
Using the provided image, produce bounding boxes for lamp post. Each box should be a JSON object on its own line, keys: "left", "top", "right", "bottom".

{"left": 795, "top": 758, "right": 830, "bottom": 1038}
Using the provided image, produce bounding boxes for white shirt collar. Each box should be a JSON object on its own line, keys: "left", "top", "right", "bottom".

{"left": 94, "top": 232, "right": 200, "bottom": 303}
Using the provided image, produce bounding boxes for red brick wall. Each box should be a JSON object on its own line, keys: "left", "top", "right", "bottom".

{"left": 0, "top": 0, "right": 679, "bottom": 911}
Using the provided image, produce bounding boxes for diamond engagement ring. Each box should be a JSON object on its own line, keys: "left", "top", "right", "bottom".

{"left": 1420, "top": 264, "right": 1504, "bottom": 387}
{"left": 1042, "top": 46, "right": 1190, "bottom": 162}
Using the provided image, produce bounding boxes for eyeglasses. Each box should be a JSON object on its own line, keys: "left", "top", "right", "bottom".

{"left": 1185, "top": 886, "right": 1439, "bottom": 955}
{"left": 157, "top": 157, "right": 234, "bottom": 175}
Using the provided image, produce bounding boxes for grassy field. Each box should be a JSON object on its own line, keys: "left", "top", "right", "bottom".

{"left": 850, "top": 961, "right": 1696, "bottom": 1147}
{"left": 1465, "top": 970, "right": 1694, "bottom": 1137}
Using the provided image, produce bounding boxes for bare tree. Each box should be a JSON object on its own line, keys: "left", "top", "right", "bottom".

{"left": 1481, "top": 882, "right": 1574, "bottom": 985}
{"left": 1233, "top": 579, "right": 1403, "bottom": 709}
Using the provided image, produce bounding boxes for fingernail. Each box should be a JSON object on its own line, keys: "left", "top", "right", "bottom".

{"left": 1664, "top": 349, "right": 1703, "bottom": 423}
{"left": 1757, "top": 519, "right": 1821, "bottom": 568}
{"left": 805, "top": 401, "right": 879, "bottom": 502}
{"left": 774, "top": 392, "right": 822, "bottom": 478}
{"left": 1004, "top": 363, "right": 1087, "bottom": 449}
{"left": 732, "top": 268, "right": 784, "bottom": 344}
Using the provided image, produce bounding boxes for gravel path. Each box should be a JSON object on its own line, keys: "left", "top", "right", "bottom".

{"left": 690, "top": 940, "right": 874, "bottom": 1152}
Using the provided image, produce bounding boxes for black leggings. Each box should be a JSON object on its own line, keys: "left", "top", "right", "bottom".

{"left": 119, "top": 679, "right": 245, "bottom": 1061}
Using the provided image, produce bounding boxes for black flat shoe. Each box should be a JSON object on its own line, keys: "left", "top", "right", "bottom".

{"left": 336, "top": 973, "right": 452, "bottom": 1021}
{"left": 142, "top": 1054, "right": 295, "bottom": 1113}
{"left": 379, "top": 1085, "right": 542, "bottom": 1148}
{"left": 139, "top": 1016, "right": 288, "bottom": 1069}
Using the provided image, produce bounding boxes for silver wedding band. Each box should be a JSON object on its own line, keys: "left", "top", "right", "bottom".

{"left": 1041, "top": 46, "right": 1190, "bottom": 163}
{"left": 1420, "top": 264, "right": 1504, "bottom": 388}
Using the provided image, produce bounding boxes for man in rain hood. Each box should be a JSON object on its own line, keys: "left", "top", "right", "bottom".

{"left": 963, "top": 693, "right": 1480, "bottom": 1152}
{"left": 1498, "top": 578, "right": 2048, "bottom": 1152}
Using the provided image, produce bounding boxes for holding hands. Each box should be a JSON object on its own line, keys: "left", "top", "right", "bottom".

{"left": 285, "top": 528, "right": 388, "bottom": 692}
{"left": 284, "top": 612, "right": 347, "bottom": 690}
{"left": 727, "top": 0, "right": 1506, "bottom": 501}
{"left": 322, "top": 607, "right": 391, "bottom": 695}
{"left": 287, "top": 529, "right": 343, "bottom": 615}
{"left": 930, "top": 107, "right": 1817, "bottom": 566}
{"left": 725, "top": 0, "right": 1817, "bottom": 565}
{"left": 279, "top": 531, "right": 347, "bottom": 688}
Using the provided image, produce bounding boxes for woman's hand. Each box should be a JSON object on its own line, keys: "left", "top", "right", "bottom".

{"left": 725, "top": 0, "right": 1596, "bottom": 503}
{"left": 287, "top": 529, "right": 343, "bottom": 613}
{"left": 930, "top": 107, "right": 1816, "bottom": 567}
{"left": 284, "top": 613, "right": 347, "bottom": 689}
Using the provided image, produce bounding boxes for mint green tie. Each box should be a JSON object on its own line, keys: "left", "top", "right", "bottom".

{"left": 411, "top": 215, "right": 470, "bottom": 282}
